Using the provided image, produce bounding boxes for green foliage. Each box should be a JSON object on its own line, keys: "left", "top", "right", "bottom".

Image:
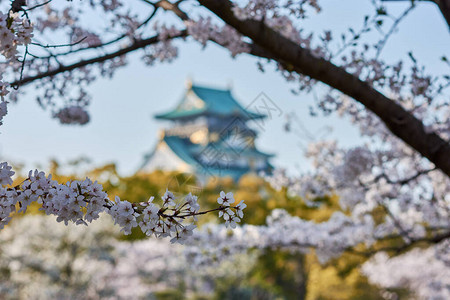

{"left": 247, "top": 250, "right": 307, "bottom": 300}
{"left": 155, "top": 289, "right": 186, "bottom": 300}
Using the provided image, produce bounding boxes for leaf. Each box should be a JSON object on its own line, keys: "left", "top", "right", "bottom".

{"left": 408, "top": 52, "right": 417, "bottom": 64}
{"left": 376, "top": 7, "right": 387, "bottom": 16}
{"left": 6, "top": 16, "right": 13, "bottom": 29}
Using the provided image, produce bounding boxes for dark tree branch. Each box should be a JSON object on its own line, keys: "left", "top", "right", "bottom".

{"left": 370, "top": 229, "right": 450, "bottom": 255}
{"left": 27, "top": 6, "right": 160, "bottom": 61}
{"left": 10, "top": 31, "right": 187, "bottom": 87}
{"left": 435, "top": 0, "right": 450, "bottom": 28}
{"left": 25, "top": 0, "right": 52, "bottom": 11}
{"left": 368, "top": 167, "right": 437, "bottom": 186}
{"left": 198, "top": 0, "right": 450, "bottom": 178}
{"left": 266, "top": 229, "right": 450, "bottom": 259}
{"left": 30, "top": 37, "right": 87, "bottom": 49}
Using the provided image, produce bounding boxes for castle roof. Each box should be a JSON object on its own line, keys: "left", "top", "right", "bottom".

{"left": 155, "top": 85, "right": 266, "bottom": 120}
{"left": 140, "top": 134, "right": 273, "bottom": 181}
{"left": 141, "top": 82, "right": 274, "bottom": 181}
{"left": 164, "top": 135, "right": 273, "bottom": 162}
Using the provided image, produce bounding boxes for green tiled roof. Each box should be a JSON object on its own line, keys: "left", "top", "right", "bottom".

{"left": 207, "top": 141, "right": 275, "bottom": 158}
{"left": 163, "top": 135, "right": 200, "bottom": 166}
{"left": 155, "top": 85, "right": 266, "bottom": 120}
{"left": 157, "top": 135, "right": 272, "bottom": 181}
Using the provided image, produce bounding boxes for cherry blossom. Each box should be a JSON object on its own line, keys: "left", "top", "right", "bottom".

{"left": 0, "top": 161, "right": 245, "bottom": 242}
{"left": 362, "top": 243, "right": 450, "bottom": 299}
{"left": 217, "top": 191, "right": 235, "bottom": 207}
{"left": 53, "top": 105, "right": 90, "bottom": 125}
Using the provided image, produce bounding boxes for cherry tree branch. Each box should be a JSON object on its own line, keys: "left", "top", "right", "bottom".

{"left": 366, "top": 167, "right": 437, "bottom": 186}
{"left": 197, "top": 0, "right": 450, "bottom": 178}
{"left": 10, "top": 30, "right": 187, "bottom": 87}
{"left": 36, "top": 5, "right": 161, "bottom": 60}
{"left": 435, "top": 0, "right": 450, "bottom": 28}
{"left": 367, "top": 229, "right": 450, "bottom": 255}
{"left": 25, "top": 0, "right": 52, "bottom": 12}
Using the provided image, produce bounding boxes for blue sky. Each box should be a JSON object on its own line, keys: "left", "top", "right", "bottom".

{"left": 0, "top": 0, "right": 448, "bottom": 176}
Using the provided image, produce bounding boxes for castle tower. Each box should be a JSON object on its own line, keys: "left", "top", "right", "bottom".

{"left": 139, "top": 83, "right": 273, "bottom": 181}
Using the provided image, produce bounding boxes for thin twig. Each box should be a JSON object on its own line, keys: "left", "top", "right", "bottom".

{"left": 31, "top": 37, "right": 87, "bottom": 49}
{"left": 375, "top": 3, "right": 415, "bottom": 58}
{"left": 11, "top": 30, "right": 187, "bottom": 87}
{"left": 30, "top": 7, "right": 159, "bottom": 60}
{"left": 25, "top": 0, "right": 52, "bottom": 11}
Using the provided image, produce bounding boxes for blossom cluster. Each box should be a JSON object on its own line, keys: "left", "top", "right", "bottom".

{"left": 0, "top": 10, "right": 34, "bottom": 123}
{"left": 0, "top": 11, "right": 33, "bottom": 59}
{"left": 53, "top": 105, "right": 90, "bottom": 125}
{"left": 109, "top": 190, "right": 197, "bottom": 243}
{"left": 217, "top": 191, "right": 247, "bottom": 228}
{"left": 0, "top": 167, "right": 109, "bottom": 230}
{"left": 362, "top": 243, "right": 450, "bottom": 299}
{"left": 231, "top": 0, "right": 321, "bottom": 21}
{"left": 185, "top": 18, "right": 250, "bottom": 57}
{"left": 265, "top": 141, "right": 450, "bottom": 246}
{"left": 0, "top": 162, "right": 245, "bottom": 243}
{"left": 0, "top": 98, "right": 7, "bottom": 126}
{"left": 185, "top": 208, "right": 374, "bottom": 266}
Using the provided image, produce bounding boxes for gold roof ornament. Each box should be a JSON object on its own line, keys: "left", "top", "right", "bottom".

{"left": 185, "top": 77, "right": 193, "bottom": 89}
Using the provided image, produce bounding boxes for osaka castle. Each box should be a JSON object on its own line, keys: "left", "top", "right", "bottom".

{"left": 139, "top": 81, "right": 273, "bottom": 181}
